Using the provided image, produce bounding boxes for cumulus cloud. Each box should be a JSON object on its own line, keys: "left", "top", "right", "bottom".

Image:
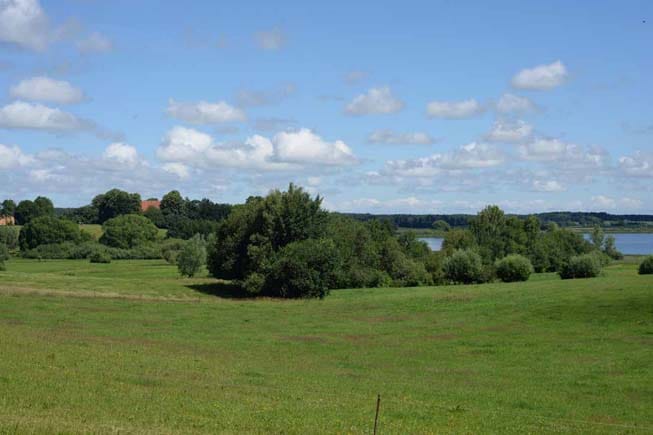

{"left": 162, "top": 162, "right": 190, "bottom": 179}
{"left": 10, "top": 76, "right": 84, "bottom": 104}
{"left": 166, "top": 99, "right": 246, "bottom": 124}
{"left": 274, "top": 128, "right": 357, "bottom": 166}
{"left": 532, "top": 179, "right": 565, "bottom": 192}
{"left": 345, "top": 86, "right": 404, "bottom": 115}
{"left": 386, "top": 142, "right": 503, "bottom": 177}
{"left": 76, "top": 32, "right": 113, "bottom": 54}
{"left": 485, "top": 120, "right": 533, "bottom": 143}
{"left": 496, "top": 93, "right": 536, "bottom": 114}
{"left": 517, "top": 138, "right": 608, "bottom": 171}
{"left": 337, "top": 196, "right": 442, "bottom": 213}
{"left": 157, "top": 126, "right": 356, "bottom": 171}
{"left": 102, "top": 142, "right": 139, "bottom": 168}
{"left": 511, "top": 60, "right": 568, "bottom": 90}
{"left": 0, "top": 143, "right": 33, "bottom": 168}
{"left": 367, "top": 129, "right": 436, "bottom": 145}
{"left": 0, "top": 0, "right": 50, "bottom": 51}
{"left": 0, "top": 101, "right": 87, "bottom": 131}
{"left": 255, "top": 28, "right": 285, "bottom": 50}
{"left": 618, "top": 152, "right": 653, "bottom": 177}
{"left": 426, "top": 99, "right": 484, "bottom": 119}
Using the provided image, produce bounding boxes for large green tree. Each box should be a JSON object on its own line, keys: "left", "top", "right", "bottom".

{"left": 19, "top": 216, "right": 81, "bottom": 250}
{"left": 92, "top": 189, "right": 142, "bottom": 223}
{"left": 99, "top": 214, "right": 158, "bottom": 249}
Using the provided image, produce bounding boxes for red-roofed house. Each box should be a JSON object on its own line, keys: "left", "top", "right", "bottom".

{"left": 141, "top": 200, "right": 161, "bottom": 212}
{"left": 0, "top": 215, "right": 15, "bottom": 225}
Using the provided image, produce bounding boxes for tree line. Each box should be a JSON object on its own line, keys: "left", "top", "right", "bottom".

{"left": 3, "top": 185, "right": 651, "bottom": 297}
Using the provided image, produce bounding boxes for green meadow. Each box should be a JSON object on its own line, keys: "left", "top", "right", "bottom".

{"left": 1, "top": 258, "right": 652, "bottom": 433}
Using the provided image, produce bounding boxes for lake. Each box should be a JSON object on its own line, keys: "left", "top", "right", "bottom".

{"left": 420, "top": 233, "right": 653, "bottom": 255}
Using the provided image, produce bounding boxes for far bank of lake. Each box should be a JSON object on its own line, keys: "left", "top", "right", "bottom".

{"left": 419, "top": 233, "right": 653, "bottom": 255}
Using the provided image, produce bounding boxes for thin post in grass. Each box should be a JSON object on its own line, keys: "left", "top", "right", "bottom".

{"left": 373, "top": 394, "right": 381, "bottom": 435}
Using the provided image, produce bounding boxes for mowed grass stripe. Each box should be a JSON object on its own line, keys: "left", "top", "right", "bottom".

{"left": 0, "top": 259, "right": 652, "bottom": 433}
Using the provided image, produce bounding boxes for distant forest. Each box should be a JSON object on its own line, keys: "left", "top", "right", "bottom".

{"left": 344, "top": 212, "right": 653, "bottom": 229}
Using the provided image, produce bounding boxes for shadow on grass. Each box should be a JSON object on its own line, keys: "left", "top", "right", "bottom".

{"left": 186, "top": 282, "right": 253, "bottom": 299}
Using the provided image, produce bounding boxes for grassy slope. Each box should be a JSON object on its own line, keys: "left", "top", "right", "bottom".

{"left": 0, "top": 260, "right": 652, "bottom": 433}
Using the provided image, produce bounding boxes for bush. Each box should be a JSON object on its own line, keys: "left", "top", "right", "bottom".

{"left": 639, "top": 256, "right": 653, "bottom": 275}
{"left": 89, "top": 251, "right": 112, "bottom": 264}
{"left": 177, "top": 236, "right": 206, "bottom": 277}
{"left": 443, "top": 250, "right": 483, "bottom": 284}
{"left": 0, "top": 226, "right": 19, "bottom": 250}
{"left": 100, "top": 214, "right": 158, "bottom": 249}
{"left": 266, "top": 238, "right": 341, "bottom": 298}
{"left": 495, "top": 254, "right": 533, "bottom": 282}
{"left": 559, "top": 254, "right": 602, "bottom": 279}
{"left": 160, "top": 238, "right": 186, "bottom": 264}
{"left": 19, "top": 217, "right": 81, "bottom": 251}
{"left": 0, "top": 242, "right": 9, "bottom": 270}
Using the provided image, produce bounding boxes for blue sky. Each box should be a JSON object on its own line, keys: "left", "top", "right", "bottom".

{"left": 0, "top": 0, "right": 651, "bottom": 213}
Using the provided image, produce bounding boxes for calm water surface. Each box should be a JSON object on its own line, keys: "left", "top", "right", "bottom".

{"left": 420, "top": 233, "right": 653, "bottom": 255}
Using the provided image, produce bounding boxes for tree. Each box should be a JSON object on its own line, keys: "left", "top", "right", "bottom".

{"left": 177, "top": 235, "right": 207, "bottom": 277}
{"left": 470, "top": 205, "right": 507, "bottom": 262}
{"left": 99, "top": 214, "right": 158, "bottom": 248}
{"left": 207, "top": 184, "right": 327, "bottom": 283}
{"left": 441, "top": 229, "right": 476, "bottom": 256}
{"left": 15, "top": 197, "right": 54, "bottom": 225}
{"left": 18, "top": 216, "right": 81, "bottom": 250}
{"left": 1, "top": 199, "right": 16, "bottom": 217}
{"left": 432, "top": 220, "right": 451, "bottom": 232}
{"left": 443, "top": 250, "right": 483, "bottom": 284}
{"left": 34, "top": 196, "right": 54, "bottom": 217}
{"left": 0, "top": 242, "right": 8, "bottom": 271}
{"left": 590, "top": 225, "right": 605, "bottom": 250}
{"left": 92, "top": 189, "right": 142, "bottom": 223}
{"left": 160, "top": 190, "right": 186, "bottom": 216}
{"left": 0, "top": 226, "right": 19, "bottom": 249}
{"left": 495, "top": 255, "right": 533, "bottom": 282}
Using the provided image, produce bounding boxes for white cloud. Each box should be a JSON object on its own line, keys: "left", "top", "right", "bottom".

{"left": 166, "top": 99, "right": 246, "bottom": 124}
{"left": 102, "top": 142, "right": 139, "bottom": 168}
{"left": 337, "top": 196, "right": 442, "bottom": 213}
{"left": 426, "top": 99, "right": 484, "bottom": 119}
{"left": 619, "top": 152, "right": 653, "bottom": 177}
{"left": 518, "top": 138, "right": 609, "bottom": 173}
{"left": 486, "top": 120, "right": 533, "bottom": 143}
{"left": 0, "top": 143, "right": 33, "bottom": 168}
{"left": 591, "top": 195, "right": 617, "bottom": 210}
{"left": 345, "top": 86, "right": 404, "bottom": 115}
{"left": 157, "top": 126, "right": 356, "bottom": 171}
{"left": 162, "top": 162, "right": 190, "bottom": 179}
{"left": 76, "top": 32, "right": 113, "bottom": 54}
{"left": 273, "top": 128, "right": 357, "bottom": 166}
{"left": 10, "top": 76, "right": 84, "bottom": 104}
{"left": 367, "top": 129, "right": 436, "bottom": 145}
{"left": 533, "top": 179, "right": 565, "bottom": 192}
{"left": 496, "top": 93, "right": 536, "bottom": 113}
{"left": 0, "top": 101, "right": 86, "bottom": 131}
{"left": 511, "top": 60, "right": 568, "bottom": 90}
{"left": 386, "top": 142, "right": 503, "bottom": 177}
{"left": 0, "top": 0, "right": 50, "bottom": 51}
{"left": 255, "top": 28, "right": 285, "bottom": 50}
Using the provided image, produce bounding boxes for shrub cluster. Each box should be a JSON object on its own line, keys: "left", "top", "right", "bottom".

{"left": 559, "top": 253, "right": 603, "bottom": 279}
{"left": 639, "top": 256, "right": 653, "bottom": 275}
{"left": 177, "top": 235, "right": 207, "bottom": 277}
{"left": 0, "top": 226, "right": 19, "bottom": 250}
{"left": 442, "top": 250, "right": 483, "bottom": 284}
{"left": 495, "top": 254, "right": 533, "bottom": 282}
{"left": 89, "top": 251, "right": 112, "bottom": 264}
{"left": 21, "top": 241, "right": 165, "bottom": 260}
{"left": 0, "top": 242, "right": 9, "bottom": 271}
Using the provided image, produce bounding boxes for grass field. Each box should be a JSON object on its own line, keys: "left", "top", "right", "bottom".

{"left": 1, "top": 259, "right": 652, "bottom": 433}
